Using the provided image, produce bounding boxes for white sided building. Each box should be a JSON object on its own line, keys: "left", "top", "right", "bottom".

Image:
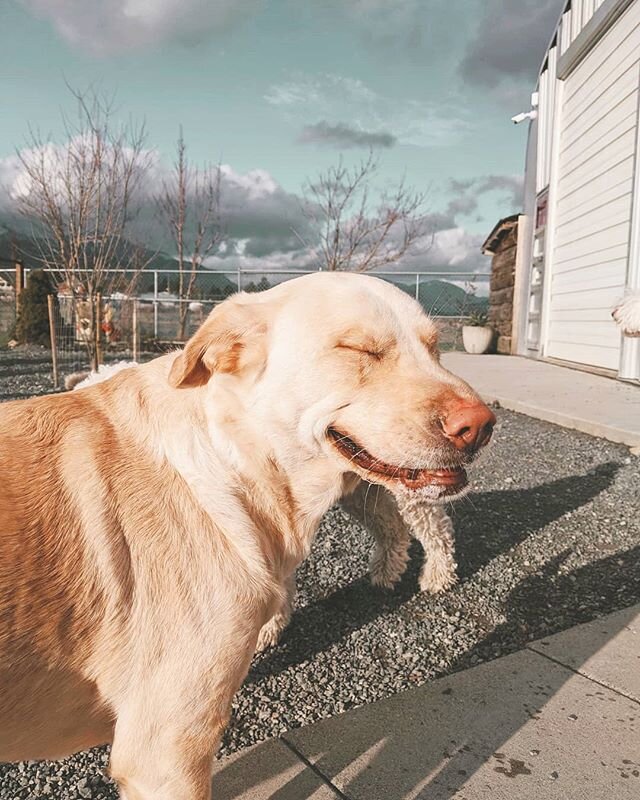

{"left": 517, "top": 0, "right": 640, "bottom": 381}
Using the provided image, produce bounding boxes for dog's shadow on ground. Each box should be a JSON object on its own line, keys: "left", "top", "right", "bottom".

{"left": 249, "top": 462, "right": 621, "bottom": 684}
{"left": 221, "top": 543, "right": 640, "bottom": 800}
{"left": 452, "top": 461, "right": 620, "bottom": 579}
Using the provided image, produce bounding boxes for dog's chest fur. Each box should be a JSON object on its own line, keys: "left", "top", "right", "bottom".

{"left": 0, "top": 381, "right": 287, "bottom": 760}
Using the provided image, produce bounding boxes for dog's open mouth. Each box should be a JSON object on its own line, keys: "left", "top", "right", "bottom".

{"left": 327, "top": 428, "right": 467, "bottom": 492}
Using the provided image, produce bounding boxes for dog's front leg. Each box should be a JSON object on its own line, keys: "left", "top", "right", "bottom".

{"left": 110, "top": 636, "right": 257, "bottom": 800}
{"left": 394, "top": 497, "right": 458, "bottom": 594}
{"left": 255, "top": 571, "right": 296, "bottom": 651}
{"left": 111, "top": 702, "right": 226, "bottom": 800}
{"left": 340, "top": 480, "right": 411, "bottom": 589}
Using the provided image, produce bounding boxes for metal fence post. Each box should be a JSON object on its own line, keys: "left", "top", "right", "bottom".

{"left": 132, "top": 299, "right": 139, "bottom": 362}
{"left": 95, "top": 292, "right": 102, "bottom": 369}
{"left": 153, "top": 270, "right": 159, "bottom": 339}
{"left": 415, "top": 273, "right": 420, "bottom": 301}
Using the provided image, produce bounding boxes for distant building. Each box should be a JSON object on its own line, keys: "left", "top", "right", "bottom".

{"left": 516, "top": 0, "right": 640, "bottom": 381}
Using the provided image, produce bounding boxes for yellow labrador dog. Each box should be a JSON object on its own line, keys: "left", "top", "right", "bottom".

{"left": 0, "top": 272, "right": 494, "bottom": 799}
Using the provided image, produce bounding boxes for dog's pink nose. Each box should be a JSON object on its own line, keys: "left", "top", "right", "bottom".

{"left": 440, "top": 400, "right": 496, "bottom": 453}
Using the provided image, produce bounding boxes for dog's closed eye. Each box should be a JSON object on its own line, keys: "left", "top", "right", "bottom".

{"left": 335, "top": 342, "right": 385, "bottom": 360}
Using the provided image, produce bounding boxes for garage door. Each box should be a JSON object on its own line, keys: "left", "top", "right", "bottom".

{"left": 546, "top": 1, "right": 640, "bottom": 370}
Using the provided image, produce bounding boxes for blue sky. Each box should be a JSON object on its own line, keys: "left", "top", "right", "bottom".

{"left": 0, "top": 0, "right": 563, "bottom": 272}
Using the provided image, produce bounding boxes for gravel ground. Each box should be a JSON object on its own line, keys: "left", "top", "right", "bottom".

{"left": 0, "top": 346, "right": 60, "bottom": 401}
{"left": 1, "top": 349, "right": 639, "bottom": 798}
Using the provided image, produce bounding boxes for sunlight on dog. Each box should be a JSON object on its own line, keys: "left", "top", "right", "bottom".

{"left": 0, "top": 272, "right": 494, "bottom": 799}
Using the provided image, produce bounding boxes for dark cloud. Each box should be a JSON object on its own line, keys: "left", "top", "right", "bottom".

{"left": 1, "top": 140, "right": 489, "bottom": 275}
{"left": 298, "top": 121, "right": 396, "bottom": 149}
{"left": 327, "top": 1, "right": 470, "bottom": 64}
{"left": 423, "top": 211, "right": 457, "bottom": 234}
{"left": 460, "top": 0, "right": 564, "bottom": 89}
{"left": 446, "top": 174, "right": 524, "bottom": 219}
{"left": 446, "top": 195, "right": 479, "bottom": 218}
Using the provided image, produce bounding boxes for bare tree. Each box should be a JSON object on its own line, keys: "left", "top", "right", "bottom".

{"left": 300, "top": 152, "right": 428, "bottom": 272}
{"left": 14, "top": 87, "right": 153, "bottom": 369}
{"left": 156, "top": 132, "right": 223, "bottom": 341}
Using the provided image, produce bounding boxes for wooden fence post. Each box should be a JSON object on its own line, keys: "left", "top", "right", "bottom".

{"left": 47, "top": 294, "right": 59, "bottom": 390}
{"left": 15, "top": 261, "right": 24, "bottom": 314}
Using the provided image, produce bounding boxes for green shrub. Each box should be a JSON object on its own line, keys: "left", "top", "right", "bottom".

{"left": 13, "top": 270, "right": 56, "bottom": 346}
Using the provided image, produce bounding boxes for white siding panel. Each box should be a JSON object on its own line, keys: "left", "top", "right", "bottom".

{"left": 545, "top": 1, "right": 640, "bottom": 370}
{"left": 553, "top": 242, "right": 629, "bottom": 271}
{"left": 548, "top": 341, "right": 621, "bottom": 370}
{"left": 563, "top": 1, "right": 640, "bottom": 92}
{"left": 562, "top": 4, "right": 640, "bottom": 117}
{"left": 559, "top": 107, "right": 637, "bottom": 177}
{"left": 554, "top": 221, "right": 630, "bottom": 261}
{"left": 548, "top": 320, "right": 620, "bottom": 346}
{"left": 537, "top": 69, "right": 549, "bottom": 192}
{"left": 561, "top": 73, "right": 637, "bottom": 150}
{"left": 554, "top": 193, "right": 633, "bottom": 246}
{"left": 572, "top": 0, "right": 583, "bottom": 41}
{"left": 561, "top": 11, "right": 572, "bottom": 53}
{"left": 556, "top": 155, "right": 635, "bottom": 207}
{"left": 551, "top": 285, "right": 627, "bottom": 311}
{"left": 536, "top": 49, "right": 558, "bottom": 193}
{"left": 553, "top": 259, "right": 629, "bottom": 291}
{"left": 583, "top": 0, "right": 595, "bottom": 26}
{"left": 555, "top": 176, "right": 633, "bottom": 227}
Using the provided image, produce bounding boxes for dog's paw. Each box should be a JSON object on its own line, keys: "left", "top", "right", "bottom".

{"left": 419, "top": 559, "right": 458, "bottom": 594}
{"left": 255, "top": 617, "right": 286, "bottom": 652}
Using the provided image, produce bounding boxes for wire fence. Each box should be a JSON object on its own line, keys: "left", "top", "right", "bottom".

{"left": 0, "top": 269, "right": 17, "bottom": 344}
{"left": 32, "top": 266, "right": 491, "bottom": 337}
{"left": 6, "top": 266, "right": 491, "bottom": 383}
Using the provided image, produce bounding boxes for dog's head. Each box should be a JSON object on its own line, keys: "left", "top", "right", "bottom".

{"left": 612, "top": 293, "right": 640, "bottom": 337}
{"left": 169, "top": 272, "right": 495, "bottom": 500}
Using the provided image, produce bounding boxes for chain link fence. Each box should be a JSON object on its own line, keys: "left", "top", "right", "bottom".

{"left": 5, "top": 266, "right": 490, "bottom": 383}
{"left": 126, "top": 268, "right": 490, "bottom": 347}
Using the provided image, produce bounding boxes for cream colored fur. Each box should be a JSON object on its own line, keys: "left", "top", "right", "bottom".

{"left": 0, "top": 272, "right": 489, "bottom": 799}
{"left": 69, "top": 362, "right": 463, "bottom": 655}
{"left": 612, "top": 292, "right": 640, "bottom": 336}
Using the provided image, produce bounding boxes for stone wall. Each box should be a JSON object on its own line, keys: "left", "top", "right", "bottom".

{"left": 488, "top": 221, "right": 518, "bottom": 355}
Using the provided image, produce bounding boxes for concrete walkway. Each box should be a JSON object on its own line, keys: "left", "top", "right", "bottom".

{"left": 212, "top": 606, "right": 640, "bottom": 799}
{"left": 441, "top": 353, "right": 640, "bottom": 449}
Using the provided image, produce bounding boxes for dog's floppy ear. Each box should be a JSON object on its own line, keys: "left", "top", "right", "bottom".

{"left": 169, "top": 294, "right": 270, "bottom": 389}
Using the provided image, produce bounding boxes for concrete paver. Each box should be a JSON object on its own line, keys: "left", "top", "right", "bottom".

{"left": 529, "top": 605, "right": 640, "bottom": 703}
{"left": 285, "top": 646, "right": 640, "bottom": 800}
{"left": 441, "top": 353, "right": 640, "bottom": 448}
{"left": 211, "top": 738, "right": 341, "bottom": 800}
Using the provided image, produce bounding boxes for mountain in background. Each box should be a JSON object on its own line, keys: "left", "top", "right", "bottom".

{"left": 392, "top": 278, "right": 488, "bottom": 316}
{"left": 0, "top": 228, "right": 487, "bottom": 315}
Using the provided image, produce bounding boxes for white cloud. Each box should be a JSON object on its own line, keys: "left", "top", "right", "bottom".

{"left": 0, "top": 140, "right": 308, "bottom": 261}
{"left": 20, "top": 0, "right": 261, "bottom": 55}
{"left": 1, "top": 140, "right": 487, "bottom": 276}
{"left": 266, "top": 72, "right": 473, "bottom": 149}
{"left": 387, "top": 227, "right": 488, "bottom": 274}
{"left": 201, "top": 224, "right": 489, "bottom": 277}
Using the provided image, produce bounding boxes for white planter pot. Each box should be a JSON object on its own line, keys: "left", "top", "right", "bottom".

{"left": 462, "top": 325, "right": 493, "bottom": 354}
